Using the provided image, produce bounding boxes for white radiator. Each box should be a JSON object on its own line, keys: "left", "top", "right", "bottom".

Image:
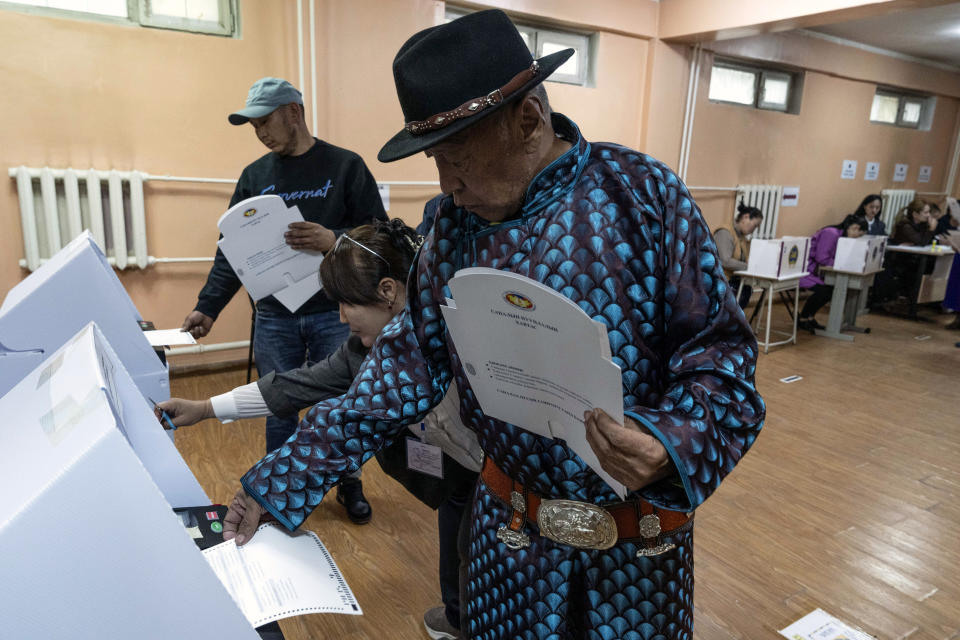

{"left": 9, "top": 166, "right": 148, "bottom": 271}
{"left": 736, "top": 185, "right": 782, "bottom": 239}
{"left": 880, "top": 189, "right": 915, "bottom": 231}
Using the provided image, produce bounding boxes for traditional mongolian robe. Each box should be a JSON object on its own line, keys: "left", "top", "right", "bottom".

{"left": 242, "top": 114, "right": 765, "bottom": 639}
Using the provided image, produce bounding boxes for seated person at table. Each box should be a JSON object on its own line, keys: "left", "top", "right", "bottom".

{"left": 874, "top": 200, "right": 939, "bottom": 308}
{"left": 929, "top": 202, "right": 958, "bottom": 237}
{"left": 797, "top": 215, "right": 866, "bottom": 332}
{"left": 854, "top": 194, "right": 885, "bottom": 236}
{"left": 891, "top": 199, "right": 936, "bottom": 246}
{"left": 714, "top": 202, "right": 764, "bottom": 308}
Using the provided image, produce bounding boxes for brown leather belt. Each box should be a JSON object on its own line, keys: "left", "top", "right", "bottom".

{"left": 481, "top": 456, "right": 691, "bottom": 554}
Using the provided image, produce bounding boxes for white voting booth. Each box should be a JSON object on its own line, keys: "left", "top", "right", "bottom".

{"left": 0, "top": 323, "right": 259, "bottom": 640}
{"left": 0, "top": 231, "right": 168, "bottom": 402}
{"left": 746, "top": 237, "right": 811, "bottom": 278}
{"left": 834, "top": 236, "right": 887, "bottom": 273}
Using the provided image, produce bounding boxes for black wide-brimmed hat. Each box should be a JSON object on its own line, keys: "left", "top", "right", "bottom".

{"left": 377, "top": 10, "right": 574, "bottom": 163}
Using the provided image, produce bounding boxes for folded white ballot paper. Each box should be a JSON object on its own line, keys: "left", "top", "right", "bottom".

{"left": 217, "top": 195, "right": 324, "bottom": 313}
{"left": 204, "top": 523, "right": 362, "bottom": 627}
{"left": 143, "top": 328, "right": 197, "bottom": 347}
{"left": 440, "top": 267, "right": 626, "bottom": 498}
{"left": 779, "top": 608, "right": 876, "bottom": 640}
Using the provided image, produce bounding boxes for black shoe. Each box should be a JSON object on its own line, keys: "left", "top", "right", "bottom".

{"left": 336, "top": 477, "right": 372, "bottom": 524}
{"left": 797, "top": 318, "right": 823, "bottom": 333}
{"left": 946, "top": 317, "right": 960, "bottom": 330}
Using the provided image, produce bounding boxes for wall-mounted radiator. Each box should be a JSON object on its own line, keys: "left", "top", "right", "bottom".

{"left": 10, "top": 166, "right": 150, "bottom": 271}
{"left": 880, "top": 189, "right": 915, "bottom": 230}
{"left": 736, "top": 184, "right": 782, "bottom": 239}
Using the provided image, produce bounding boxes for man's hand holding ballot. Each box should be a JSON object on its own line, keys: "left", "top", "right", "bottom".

{"left": 283, "top": 220, "right": 336, "bottom": 252}
{"left": 584, "top": 408, "right": 673, "bottom": 493}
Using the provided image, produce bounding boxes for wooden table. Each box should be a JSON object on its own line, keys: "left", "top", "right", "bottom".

{"left": 734, "top": 271, "right": 808, "bottom": 353}
{"left": 815, "top": 266, "right": 883, "bottom": 341}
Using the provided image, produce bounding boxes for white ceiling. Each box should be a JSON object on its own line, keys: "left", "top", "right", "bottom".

{"left": 808, "top": 2, "right": 960, "bottom": 69}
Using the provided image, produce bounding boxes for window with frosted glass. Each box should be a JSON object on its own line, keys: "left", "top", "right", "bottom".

{"left": 537, "top": 30, "right": 589, "bottom": 85}
{"left": 140, "top": 0, "right": 234, "bottom": 35}
{"left": 870, "top": 89, "right": 932, "bottom": 129}
{"left": 2, "top": 0, "right": 126, "bottom": 15}
{"left": 445, "top": 7, "right": 592, "bottom": 86}
{"left": 0, "top": 0, "right": 236, "bottom": 34}
{"left": 870, "top": 94, "right": 900, "bottom": 123}
{"left": 901, "top": 100, "right": 922, "bottom": 125}
{"left": 759, "top": 73, "right": 790, "bottom": 111}
{"left": 708, "top": 66, "right": 757, "bottom": 105}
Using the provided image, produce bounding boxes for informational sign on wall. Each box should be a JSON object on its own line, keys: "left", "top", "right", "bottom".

{"left": 841, "top": 160, "right": 857, "bottom": 180}
{"left": 893, "top": 163, "right": 909, "bottom": 182}
{"left": 864, "top": 162, "right": 880, "bottom": 181}
{"left": 918, "top": 166, "right": 932, "bottom": 183}
{"left": 781, "top": 187, "right": 799, "bottom": 207}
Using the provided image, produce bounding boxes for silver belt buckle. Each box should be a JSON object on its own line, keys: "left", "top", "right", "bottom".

{"left": 496, "top": 525, "right": 531, "bottom": 549}
{"left": 537, "top": 499, "right": 618, "bottom": 550}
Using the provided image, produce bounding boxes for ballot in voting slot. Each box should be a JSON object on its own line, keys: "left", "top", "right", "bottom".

{"left": 833, "top": 236, "right": 887, "bottom": 273}
{"left": 217, "top": 194, "right": 325, "bottom": 313}
{"left": 0, "top": 323, "right": 258, "bottom": 640}
{"left": 746, "top": 236, "right": 811, "bottom": 278}
{"left": 440, "top": 267, "right": 627, "bottom": 498}
{"left": 0, "top": 231, "right": 168, "bottom": 402}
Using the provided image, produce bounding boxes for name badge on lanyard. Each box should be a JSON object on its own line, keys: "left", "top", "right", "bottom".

{"left": 407, "top": 423, "right": 443, "bottom": 478}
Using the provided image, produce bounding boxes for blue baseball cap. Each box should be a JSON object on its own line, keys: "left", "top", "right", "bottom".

{"left": 228, "top": 77, "right": 303, "bottom": 125}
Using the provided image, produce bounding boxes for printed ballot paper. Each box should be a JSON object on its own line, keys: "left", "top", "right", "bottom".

{"left": 440, "top": 268, "right": 626, "bottom": 497}
{"left": 144, "top": 328, "right": 197, "bottom": 347}
{"left": 218, "top": 195, "right": 324, "bottom": 313}
{"left": 779, "top": 609, "right": 876, "bottom": 640}
{"left": 204, "top": 523, "right": 362, "bottom": 627}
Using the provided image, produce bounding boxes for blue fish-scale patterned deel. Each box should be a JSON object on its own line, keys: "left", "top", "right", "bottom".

{"left": 468, "top": 489, "right": 693, "bottom": 639}
{"left": 239, "top": 113, "right": 763, "bottom": 638}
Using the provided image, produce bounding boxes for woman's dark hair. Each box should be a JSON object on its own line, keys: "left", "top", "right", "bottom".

{"left": 840, "top": 214, "right": 866, "bottom": 235}
{"left": 735, "top": 201, "right": 763, "bottom": 222}
{"left": 854, "top": 194, "right": 882, "bottom": 218}
{"left": 319, "top": 218, "right": 421, "bottom": 306}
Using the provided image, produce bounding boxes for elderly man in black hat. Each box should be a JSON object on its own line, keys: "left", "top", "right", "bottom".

{"left": 224, "top": 11, "right": 765, "bottom": 640}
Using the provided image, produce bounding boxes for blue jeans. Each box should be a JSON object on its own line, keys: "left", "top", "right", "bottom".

{"left": 254, "top": 307, "right": 351, "bottom": 453}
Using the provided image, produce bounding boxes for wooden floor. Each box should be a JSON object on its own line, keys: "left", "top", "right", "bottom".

{"left": 171, "top": 308, "right": 960, "bottom": 640}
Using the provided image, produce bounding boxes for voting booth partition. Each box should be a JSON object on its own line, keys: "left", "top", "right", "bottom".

{"left": 834, "top": 236, "right": 887, "bottom": 273}
{"left": 746, "top": 236, "right": 812, "bottom": 278}
{"left": 0, "top": 231, "right": 169, "bottom": 402}
{"left": 0, "top": 323, "right": 260, "bottom": 640}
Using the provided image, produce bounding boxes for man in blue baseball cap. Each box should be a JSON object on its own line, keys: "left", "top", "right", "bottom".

{"left": 227, "top": 77, "right": 303, "bottom": 126}
{"left": 182, "top": 77, "right": 387, "bottom": 526}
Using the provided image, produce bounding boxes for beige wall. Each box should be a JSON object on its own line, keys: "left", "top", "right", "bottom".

{"left": 0, "top": 2, "right": 302, "bottom": 365}
{"left": 683, "top": 41, "right": 960, "bottom": 236}
{"left": 0, "top": 0, "right": 652, "bottom": 367}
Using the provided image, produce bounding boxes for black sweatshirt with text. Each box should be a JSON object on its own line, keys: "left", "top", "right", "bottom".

{"left": 194, "top": 138, "right": 387, "bottom": 319}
